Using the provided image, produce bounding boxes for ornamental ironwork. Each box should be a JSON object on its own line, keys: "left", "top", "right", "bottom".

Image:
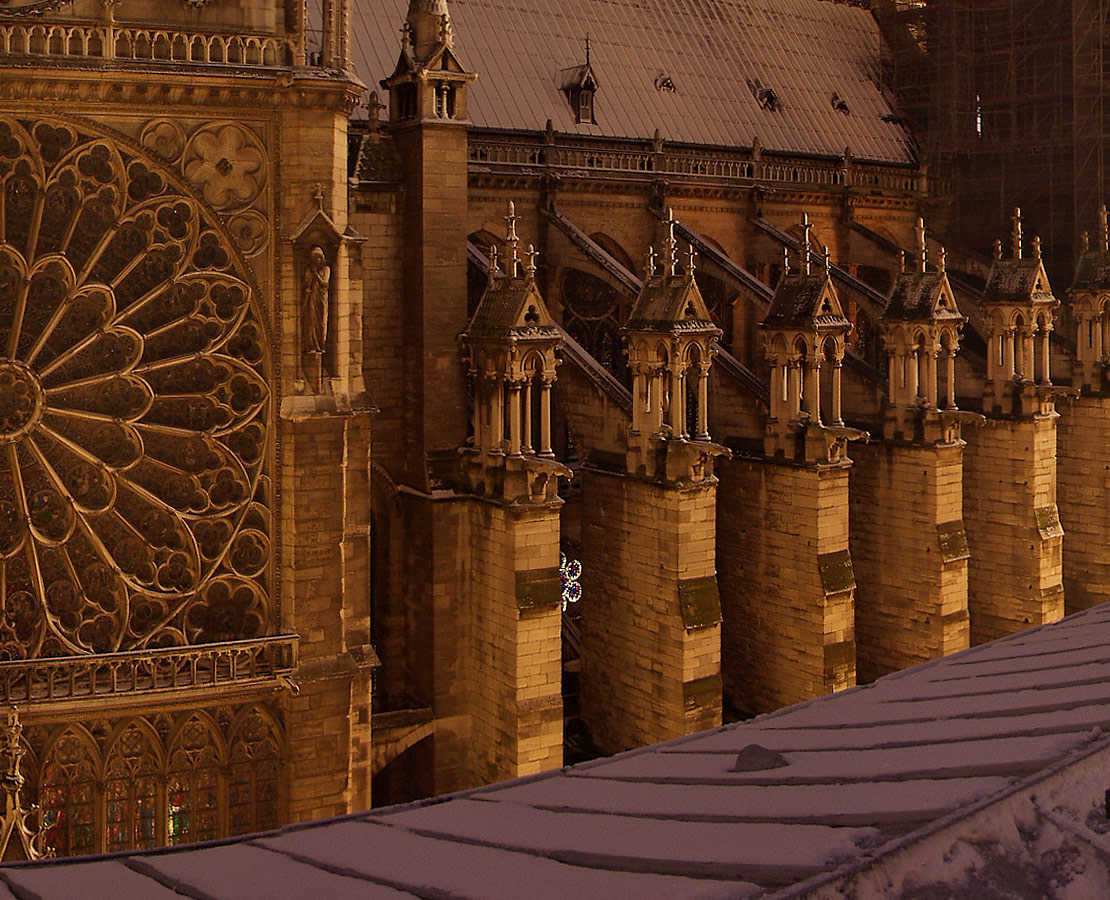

{"left": 0, "top": 115, "right": 273, "bottom": 659}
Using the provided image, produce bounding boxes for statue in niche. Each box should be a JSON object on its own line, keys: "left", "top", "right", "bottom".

{"left": 302, "top": 245, "right": 331, "bottom": 356}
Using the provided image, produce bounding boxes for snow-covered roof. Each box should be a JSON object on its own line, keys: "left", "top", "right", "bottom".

{"left": 8, "top": 604, "right": 1110, "bottom": 898}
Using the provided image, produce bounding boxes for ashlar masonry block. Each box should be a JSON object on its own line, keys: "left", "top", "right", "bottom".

{"left": 962, "top": 415, "right": 1064, "bottom": 643}
{"left": 1057, "top": 395, "right": 1110, "bottom": 614}
{"left": 578, "top": 470, "right": 722, "bottom": 754}
{"left": 466, "top": 500, "right": 564, "bottom": 785}
{"left": 849, "top": 440, "right": 970, "bottom": 682}
{"left": 717, "top": 457, "right": 856, "bottom": 715}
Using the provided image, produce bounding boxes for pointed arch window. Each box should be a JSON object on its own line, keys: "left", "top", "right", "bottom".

{"left": 40, "top": 731, "right": 98, "bottom": 857}
{"left": 167, "top": 716, "right": 222, "bottom": 846}
{"left": 228, "top": 711, "right": 282, "bottom": 836}
{"left": 105, "top": 723, "right": 160, "bottom": 852}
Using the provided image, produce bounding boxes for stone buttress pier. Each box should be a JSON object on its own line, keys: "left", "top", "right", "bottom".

{"left": 1058, "top": 207, "right": 1110, "bottom": 614}
{"left": 849, "top": 222, "right": 979, "bottom": 682}
{"left": 459, "top": 208, "right": 569, "bottom": 783}
{"left": 962, "top": 210, "right": 1066, "bottom": 643}
{"left": 578, "top": 218, "right": 726, "bottom": 753}
{"left": 718, "top": 217, "right": 865, "bottom": 714}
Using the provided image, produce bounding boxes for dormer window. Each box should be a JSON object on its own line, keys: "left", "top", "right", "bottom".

{"left": 561, "top": 63, "right": 598, "bottom": 125}
{"left": 577, "top": 89, "right": 594, "bottom": 124}
{"left": 748, "top": 78, "right": 781, "bottom": 112}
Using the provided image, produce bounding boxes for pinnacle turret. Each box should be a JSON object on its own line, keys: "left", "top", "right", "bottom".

{"left": 407, "top": 0, "right": 453, "bottom": 62}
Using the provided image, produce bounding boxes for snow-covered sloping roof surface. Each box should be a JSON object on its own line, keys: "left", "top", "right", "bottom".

{"left": 347, "top": 0, "right": 915, "bottom": 164}
{"left": 8, "top": 603, "right": 1110, "bottom": 898}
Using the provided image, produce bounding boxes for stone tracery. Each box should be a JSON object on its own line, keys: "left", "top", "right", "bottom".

{"left": 0, "top": 114, "right": 273, "bottom": 659}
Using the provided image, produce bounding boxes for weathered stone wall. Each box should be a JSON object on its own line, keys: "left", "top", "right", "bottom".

{"left": 1057, "top": 396, "right": 1110, "bottom": 614}
{"left": 466, "top": 500, "right": 563, "bottom": 785}
{"left": 717, "top": 458, "right": 856, "bottom": 714}
{"left": 280, "top": 415, "right": 373, "bottom": 821}
{"left": 578, "top": 470, "right": 721, "bottom": 753}
{"left": 849, "top": 441, "right": 970, "bottom": 682}
{"left": 962, "top": 415, "right": 1064, "bottom": 643}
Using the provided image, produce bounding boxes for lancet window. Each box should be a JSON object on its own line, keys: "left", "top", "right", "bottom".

{"left": 167, "top": 716, "right": 221, "bottom": 846}
{"left": 228, "top": 711, "right": 282, "bottom": 836}
{"left": 104, "top": 724, "right": 160, "bottom": 852}
{"left": 39, "top": 730, "right": 98, "bottom": 858}
{"left": 561, "top": 268, "right": 626, "bottom": 381}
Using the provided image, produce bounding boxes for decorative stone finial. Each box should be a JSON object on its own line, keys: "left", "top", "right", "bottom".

{"left": 504, "top": 201, "right": 520, "bottom": 278}
{"left": 645, "top": 246, "right": 657, "bottom": 278}
{"left": 686, "top": 243, "right": 697, "bottom": 277}
{"left": 525, "top": 244, "right": 539, "bottom": 280}
{"left": 1032, "top": 235, "right": 1042, "bottom": 260}
{"left": 488, "top": 244, "right": 500, "bottom": 285}
{"left": 800, "top": 213, "right": 813, "bottom": 276}
{"left": 1083, "top": 231, "right": 1091, "bottom": 252}
{"left": 664, "top": 208, "right": 678, "bottom": 277}
{"left": 782, "top": 244, "right": 791, "bottom": 276}
{"left": 1011, "top": 207, "right": 1023, "bottom": 260}
{"left": 938, "top": 245, "right": 947, "bottom": 274}
{"left": 994, "top": 239, "right": 1003, "bottom": 261}
{"left": 915, "top": 216, "right": 927, "bottom": 274}
{"left": 900, "top": 249, "right": 907, "bottom": 274}
{"left": 1100, "top": 203, "right": 1110, "bottom": 253}
{"left": 822, "top": 244, "right": 831, "bottom": 275}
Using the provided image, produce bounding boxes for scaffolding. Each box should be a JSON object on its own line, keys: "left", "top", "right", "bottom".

{"left": 880, "top": 0, "right": 1103, "bottom": 281}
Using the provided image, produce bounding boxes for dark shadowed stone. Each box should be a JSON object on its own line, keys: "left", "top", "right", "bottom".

{"left": 732, "top": 745, "right": 789, "bottom": 772}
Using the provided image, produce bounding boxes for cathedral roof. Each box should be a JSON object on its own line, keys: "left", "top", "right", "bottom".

{"left": 1070, "top": 250, "right": 1110, "bottom": 294}
{"left": 884, "top": 270, "right": 964, "bottom": 324}
{"left": 8, "top": 603, "right": 1110, "bottom": 898}
{"left": 763, "top": 269, "right": 848, "bottom": 331}
{"left": 349, "top": 0, "right": 915, "bottom": 165}
{"left": 983, "top": 257, "right": 1056, "bottom": 308}
{"left": 466, "top": 274, "right": 560, "bottom": 341}
{"left": 625, "top": 271, "right": 718, "bottom": 335}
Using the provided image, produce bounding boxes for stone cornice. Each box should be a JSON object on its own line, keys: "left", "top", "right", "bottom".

{"left": 0, "top": 65, "right": 364, "bottom": 113}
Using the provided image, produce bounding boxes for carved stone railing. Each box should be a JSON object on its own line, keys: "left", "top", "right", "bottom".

{"left": 469, "top": 136, "right": 922, "bottom": 193}
{"left": 0, "top": 636, "right": 299, "bottom": 705}
{"left": 0, "top": 21, "right": 293, "bottom": 68}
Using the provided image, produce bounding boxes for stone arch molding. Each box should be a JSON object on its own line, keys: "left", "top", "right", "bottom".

{"left": 0, "top": 113, "right": 274, "bottom": 658}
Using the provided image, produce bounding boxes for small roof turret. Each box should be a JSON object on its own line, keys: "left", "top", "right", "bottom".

{"left": 1070, "top": 203, "right": 1110, "bottom": 294}
{"left": 466, "top": 203, "right": 559, "bottom": 341}
{"left": 983, "top": 208, "right": 1056, "bottom": 307}
{"left": 625, "top": 210, "right": 719, "bottom": 338}
{"left": 763, "top": 215, "right": 848, "bottom": 331}
{"left": 883, "top": 219, "right": 965, "bottom": 325}
{"left": 406, "top": 0, "right": 453, "bottom": 63}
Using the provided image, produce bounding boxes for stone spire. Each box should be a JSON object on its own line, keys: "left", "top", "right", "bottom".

{"left": 407, "top": 0, "right": 452, "bottom": 62}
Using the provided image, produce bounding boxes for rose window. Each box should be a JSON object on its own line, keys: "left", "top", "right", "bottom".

{"left": 0, "top": 115, "right": 272, "bottom": 658}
